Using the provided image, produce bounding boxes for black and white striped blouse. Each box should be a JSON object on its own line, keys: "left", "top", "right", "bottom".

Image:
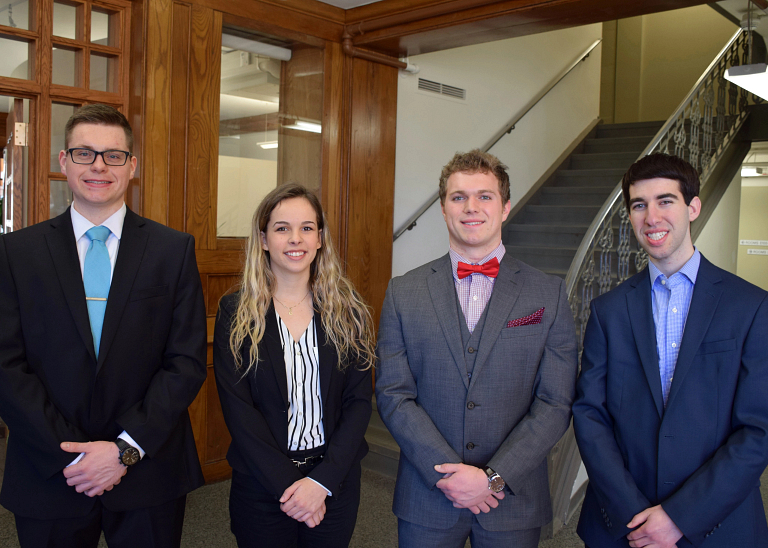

{"left": 275, "top": 310, "right": 325, "bottom": 451}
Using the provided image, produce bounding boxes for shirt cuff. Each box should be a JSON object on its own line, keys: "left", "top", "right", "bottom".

{"left": 66, "top": 452, "right": 85, "bottom": 467}
{"left": 307, "top": 477, "right": 332, "bottom": 496}
{"left": 118, "top": 431, "right": 146, "bottom": 459}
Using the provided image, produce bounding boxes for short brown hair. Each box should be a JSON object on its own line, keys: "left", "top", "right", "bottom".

{"left": 621, "top": 153, "right": 699, "bottom": 210}
{"left": 64, "top": 104, "right": 134, "bottom": 153}
{"left": 439, "top": 149, "right": 510, "bottom": 205}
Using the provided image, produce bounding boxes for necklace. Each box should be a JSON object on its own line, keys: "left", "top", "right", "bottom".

{"left": 273, "top": 291, "right": 310, "bottom": 316}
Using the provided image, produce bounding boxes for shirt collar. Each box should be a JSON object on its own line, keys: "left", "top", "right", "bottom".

{"left": 70, "top": 203, "right": 127, "bottom": 242}
{"left": 450, "top": 242, "right": 506, "bottom": 281}
{"left": 649, "top": 248, "right": 701, "bottom": 287}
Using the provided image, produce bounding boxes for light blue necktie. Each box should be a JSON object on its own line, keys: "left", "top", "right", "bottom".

{"left": 84, "top": 226, "right": 112, "bottom": 357}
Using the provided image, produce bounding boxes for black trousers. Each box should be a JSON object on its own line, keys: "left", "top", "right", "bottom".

{"left": 229, "top": 463, "right": 361, "bottom": 548}
{"left": 14, "top": 495, "right": 187, "bottom": 548}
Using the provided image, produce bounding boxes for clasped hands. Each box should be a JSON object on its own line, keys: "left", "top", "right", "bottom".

{"left": 434, "top": 463, "right": 504, "bottom": 515}
{"left": 625, "top": 505, "right": 683, "bottom": 548}
{"left": 280, "top": 478, "right": 328, "bottom": 528}
{"left": 61, "top": 441, "right": 127, "bottom": 498}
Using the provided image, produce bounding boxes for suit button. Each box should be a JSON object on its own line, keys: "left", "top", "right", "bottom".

{"left": 467, "top": 402, "right": 475, "bottom": 410}
{"left": 466, "top": 442, "right": 475, "bottom": 450}
{"left": 468, "top": 347, "right": 475, "bottom": 353}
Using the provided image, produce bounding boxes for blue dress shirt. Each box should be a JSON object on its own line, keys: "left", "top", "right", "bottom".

{"left": 648, "top": 249, "right": 701, "bottom": 407}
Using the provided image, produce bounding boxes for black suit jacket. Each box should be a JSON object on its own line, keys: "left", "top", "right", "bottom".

{"left": 213, "top": 293, "right": 372, "bottom": 498}
{"left": 0, "top": 208, "right": 207, "bottom": 519}
{"left": 573, "top": 256, "right": 768, "bottom": 547}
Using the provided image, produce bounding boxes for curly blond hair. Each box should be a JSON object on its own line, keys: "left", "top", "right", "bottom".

{"left": 228, "top": 183, "right": 376, "bottom": 374}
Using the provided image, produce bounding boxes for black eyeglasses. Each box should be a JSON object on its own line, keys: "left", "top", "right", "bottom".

{"left": 67, "top": 148, "right": 132, "bottom": 166}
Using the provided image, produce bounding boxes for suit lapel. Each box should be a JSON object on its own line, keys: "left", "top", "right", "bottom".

{"left": 666, "top": 258, "right": 722, "bottom": 409}
{"left": 470, "top": 253, "right": 523, "bottom": 388}
{"left": 96, "top": 209, "right": 148, "bottom": 373}
{"left": 263, "top": 304, "right": 290, "bottom": 410}
{"left": 45, "top": 209, "right": 96, "bottom": 361}
{"left": 315, "top": 310, "right": 333, "bottom": 406}
{"left": 626, "top": 269, "right": 664, "bottom": 418}
{"left": 427, "top": 255, "right": 469, "bottom": 389}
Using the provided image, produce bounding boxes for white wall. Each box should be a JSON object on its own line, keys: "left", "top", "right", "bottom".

{"left": 392, "top": 24, "right": 603, "bottom": 277}
{"left": 694, "top": 173, "right": 741, "bottom": 274}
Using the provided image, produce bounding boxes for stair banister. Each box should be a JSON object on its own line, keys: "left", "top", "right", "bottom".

{"left": 393, "top": 39, "right": 603, "bottom": 242}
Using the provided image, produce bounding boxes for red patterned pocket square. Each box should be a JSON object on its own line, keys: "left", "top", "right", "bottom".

{"left": 507, "top": 307, "right": 545, "bottom": 328}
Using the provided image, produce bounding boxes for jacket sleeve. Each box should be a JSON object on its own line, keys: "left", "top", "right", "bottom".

{"left": 0, "top": 235, "right": 90, "bottom": 479}
{"left": 486, "top": 278, "right": 579, "bottom": 495}
{"left": 114, "top": 235, "right": 207, "bottom": 457}
{"left": 212, "top": 295, "right": 303, "bottom": 498}
{"left": 375, "top": 278, "right": 462, "bottom": 488}
{"left": 307, "top": 354, "right": 372, "bottom": 494}
{"left": 572, "top": 300, "right": 652, "bottom": 541}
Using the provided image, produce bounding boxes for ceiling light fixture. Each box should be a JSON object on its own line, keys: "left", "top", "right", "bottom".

{"left": 258, "top": 140, "right": 278, "bottom": 149}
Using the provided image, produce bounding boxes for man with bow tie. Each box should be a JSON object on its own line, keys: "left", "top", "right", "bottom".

{"left": 376, "top": 149, "right": 578, "bottom": 547}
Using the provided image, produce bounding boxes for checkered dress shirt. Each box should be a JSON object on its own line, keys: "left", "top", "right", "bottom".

{"left": 449, "top": 243, "right": 506, "bottom": 333}
{"left": 649, "top": 249, "right": 701, "bottom": 407}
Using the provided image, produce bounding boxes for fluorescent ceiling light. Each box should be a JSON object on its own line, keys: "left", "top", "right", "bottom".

{"left": 222, "top": 34, "right": 291, "bottom": 62}
{"left": 258, "top": 140, "right": 278, "bottom": 149}
{"left": 284, "top": 120, "right": 322, "bottom": 133}
{"left": 724, "top": 63, "right": 768, "bottom": 101}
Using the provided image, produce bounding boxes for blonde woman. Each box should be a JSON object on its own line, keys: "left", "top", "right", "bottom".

{"left": 213, "top": 184, "right": 375, "bottom": 548}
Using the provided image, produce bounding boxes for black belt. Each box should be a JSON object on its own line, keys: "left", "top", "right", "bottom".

{"left": 290, "top": 454, "right": 324, "bottom": 467}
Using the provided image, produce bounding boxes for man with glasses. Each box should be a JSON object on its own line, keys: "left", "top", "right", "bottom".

{"left": 0, "top": 104, "right": 207, "bottom": 547}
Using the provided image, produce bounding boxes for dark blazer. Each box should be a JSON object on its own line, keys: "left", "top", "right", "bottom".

{"left": 375, "top": 250, "right": 578, "bottom": 531}
{"left": 213, "top": 293, "right": 372, "bottom": 498}
{"left": 573, "top": 255, "right": 768, "bottom": 547}
{"left": 0, "top": 208, "right": 207, "bottom": 519}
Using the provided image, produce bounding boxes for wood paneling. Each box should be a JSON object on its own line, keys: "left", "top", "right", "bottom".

{"left": 169, "top": 2, "right": 191, "bottom": 232}
{"left": 205, "top": 366, "right": 232, "bottom": 464}
{"left": 347, "top": 0, "right": 712, "bottom": 56}
{"left": 344, "top": 57, "right": 397, "bottom": 330}
{"left": 185, "top": 5, "right": 221, "bottom": 250}
{"left": 206, "top": 274, "right": 240, "bottom": 315}
{"left": 321, "top": 41, "right": 345, "bottom": 248}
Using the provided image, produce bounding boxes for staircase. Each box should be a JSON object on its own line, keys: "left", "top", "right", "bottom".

{"left": 501, "top": 120, "right": 664, "bottom": 278}
{"left": 362, "top": 397, "right": 400, "bottom": 479}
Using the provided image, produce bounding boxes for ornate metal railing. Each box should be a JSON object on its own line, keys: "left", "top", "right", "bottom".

{"left": 565, "top": 29, "right": 757, "bottom": 348}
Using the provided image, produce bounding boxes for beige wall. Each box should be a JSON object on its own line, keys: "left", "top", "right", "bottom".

{"left": 737, "top": 183, "right": 768, "bottom": 291}
{"left": 694, "top": 173, "right": 741, "bottom": 274}
{"left": 217, "top": 156, "right": 277, "bottom": 237}
{"left": 606, "top": 5, "right": 737, "bottom": 124}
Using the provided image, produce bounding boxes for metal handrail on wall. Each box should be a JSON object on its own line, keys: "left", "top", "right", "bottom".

{"left": 392, "top": 39, "right": 603, "bottom": 242}
{"left": 565, "top": 28, "right": 752, "bottom": 350}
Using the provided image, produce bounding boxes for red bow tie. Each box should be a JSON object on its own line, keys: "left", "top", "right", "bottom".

{"left": 457, "top": 258, "right": 500, "bottom": 279}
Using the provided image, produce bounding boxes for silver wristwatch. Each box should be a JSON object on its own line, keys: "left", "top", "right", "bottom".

{"left": 483, "top": 466, "right": 505, "bottom": 493}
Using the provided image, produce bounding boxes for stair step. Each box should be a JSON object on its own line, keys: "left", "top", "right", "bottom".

{"left": 595, "top": 121, "right": 665, "bottom": 138}
{"left": 520, "top": 204, "right": 602, "bottom": 225}
{"left": 504, "top": 223, "right": 589, "bottom": 247}
{"left": 553, "top": 168, "right": 624, "bottom": 187}
{"left": 583, "top": 136, "right": 649, "bottom": 154}
{"left": 506, "top": 246, "right": 577, "bottom": 270}
{"left": 570, "top": 151, "right": 639, "bottom": 170}
{"left": 539, "top": 187, "right": 612, "bottom": 206}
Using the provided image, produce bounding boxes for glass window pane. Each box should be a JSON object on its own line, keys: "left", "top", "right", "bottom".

{"left": 0, "top": 1, "right": 31, "bottom": 31}
{"left": 50, "top": 179, "right": 73, "bottom": 218}
{"left": 52, "top": 46, "right": 81, "bottom": 87}
{"left": 53, "top": 2, "right": 78, "bottom": 39}
{"left": 90, "top": 52, "right": 118, "bottom": 92}
{"left": 91, "top": 8, "right": 117, "bottom": 47}
{"left": 1, "top": 96, "right": 30, "bottom": 232}
{"left": 51, "top": 103, "right": 77, "bottom": 172}
{"left": 0, "top": 36, "right": 32, "bottom": 80}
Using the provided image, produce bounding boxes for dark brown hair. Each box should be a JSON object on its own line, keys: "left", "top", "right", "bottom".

{"left": 65, "top": 104, "right": 134, "bottom": 153}
{"left": 438, "top": 149, "right": 511, "bottom": 205}
{"left": 622, "top": 153, "right": 700, "bottom": 209}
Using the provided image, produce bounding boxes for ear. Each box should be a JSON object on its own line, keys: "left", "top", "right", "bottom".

{"left": 128, "top": 154, "right": 137, "bottom": 180}
{"left": 59, "top": 149, "right": 68, "bottom": 176}
{"left": 688, "top": 196, "right": 702, "bottom": 222}
{"left": 501, "top": 200, "right": 512, "bottom": 222}
{"left": 260, "top": 231, "right": 268, "bottom": 251}
{"left": 317, "top": 229, "right": 322, "bottom": 250}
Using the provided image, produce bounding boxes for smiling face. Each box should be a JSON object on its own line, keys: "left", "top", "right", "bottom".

{"left": 628, "top": 177, "right": 701, "bottom": 277}
{"left": 260, "top": 196, "right": 322, "bottom": 282}
{"left": 441, "top": 171, "right": 511, "bottom": 261}
{"left": 59, "top": 123, "right": 136, "bottom": 224}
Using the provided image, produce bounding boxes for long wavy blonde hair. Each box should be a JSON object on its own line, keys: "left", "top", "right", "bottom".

{"left": 228, "top": 183, "right": 376, "bottom": 375}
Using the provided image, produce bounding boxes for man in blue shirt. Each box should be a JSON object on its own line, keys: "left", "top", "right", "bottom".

{"left": 573, "top": 153, "right": 768, "bottom": 547}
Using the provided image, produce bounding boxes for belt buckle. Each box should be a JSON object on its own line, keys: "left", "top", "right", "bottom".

{"left": 291, "top": 454, "right": 322, "bottom": 467}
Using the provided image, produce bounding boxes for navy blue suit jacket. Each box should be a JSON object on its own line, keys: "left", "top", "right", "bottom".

{"left": 573, "top": 255, "right": 768, "bottom": 547}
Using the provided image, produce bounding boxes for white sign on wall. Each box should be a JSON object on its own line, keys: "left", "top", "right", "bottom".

{"left": 740, "top": 240, "right": 768, "bottom": 246}
{"left": 747, "top": 249, "right": 768, "bottom": 255}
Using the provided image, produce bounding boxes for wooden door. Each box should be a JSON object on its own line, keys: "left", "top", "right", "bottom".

{"left": 3, "top": 99, "right": 24, "bottom": 234}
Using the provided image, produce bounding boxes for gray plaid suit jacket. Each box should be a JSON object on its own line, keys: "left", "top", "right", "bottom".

{"left": 376, "top": 248, "right": 578, "bottom": 531}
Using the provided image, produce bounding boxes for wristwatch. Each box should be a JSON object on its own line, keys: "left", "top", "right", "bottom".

{"left": 483, "top": 466, "right": 505, "bottom": 493}
{"left": 115, "top": 438, "right": 140, "bottom": 467}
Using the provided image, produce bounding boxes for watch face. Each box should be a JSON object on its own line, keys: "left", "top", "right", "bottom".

{"left": 121, "top": 447, "right": 140, "bottom": 466}
{"left": 489, "top": 476, "right": 505, "bottom": 492}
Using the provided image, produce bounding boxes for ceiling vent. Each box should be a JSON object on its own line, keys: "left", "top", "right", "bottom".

{"left": 418, "top": 78, "right": 466, "bottom": 100}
